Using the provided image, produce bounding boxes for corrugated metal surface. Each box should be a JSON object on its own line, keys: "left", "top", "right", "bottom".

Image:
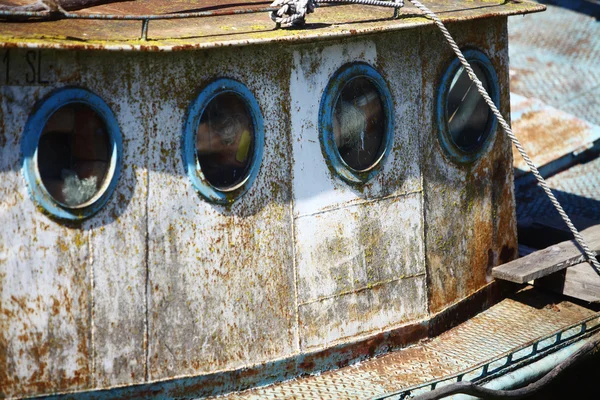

{"left": 509, "top": 0, "right": 600, "bottom": 126}
{"left": 509, "top": 0, "right": 600, "bottom": 228}
{"left": 0, "top": 0, "right": 544, "bottom": 50}
{"left": 217, "top": 288, "right": 600, "bottom": 400}
{"left": 510, "top": 94, "right": 600, "bottom": 178}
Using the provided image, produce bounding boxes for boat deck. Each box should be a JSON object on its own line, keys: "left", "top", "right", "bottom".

{"left": 509, "top": 0, "right": 600, "bottom": 127}
{"left": 0, "top": 0, "right": 544, "bottom": 51}
{"left": 509, "top": 0, "right": 600, "bottom": 245}
{"left": 216, "top": 288, "right": 599, "bottom": 399}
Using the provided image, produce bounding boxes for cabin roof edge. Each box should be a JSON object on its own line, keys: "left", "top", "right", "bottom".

{"left": 0, "top": 1, "right": 545, "bottom": 52}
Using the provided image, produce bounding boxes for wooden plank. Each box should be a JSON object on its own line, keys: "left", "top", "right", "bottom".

{"left": 493, "top": 224, "right": 600, "bottom": 284}
{"left": 535, "top": 263, "right": 600, "bottom": 303}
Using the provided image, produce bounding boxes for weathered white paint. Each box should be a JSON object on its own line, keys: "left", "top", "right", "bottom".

{"left": 80, "top": 55, "right": 148, "bottom": 386}
{"left": 0, "top": 83, "right": 93, "bottom": 396}
{"left": 290, "top": 33, "right": 428, "bottom": 348}
{"left": 0, "top": 20, "right": 516, "bottom": 397}
{"left": 295, "top": 194, "right": 427, "bottom": 349}
{"left": 144, "top": 48, "right": 297, "bottom": 380}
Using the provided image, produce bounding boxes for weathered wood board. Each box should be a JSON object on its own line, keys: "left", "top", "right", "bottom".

{"left": 493, "top": 224, "right": 600, "bottom": 284}
{"left": 535, "top": 263, "right": 600, "bottom": 303}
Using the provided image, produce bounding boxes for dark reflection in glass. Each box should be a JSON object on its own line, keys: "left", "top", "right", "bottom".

{"left": 37, "top": 104, "right": 111, "bottom": 207}
{"left": 447, "top": 63, "right": 492, "bottom": 152}
{"left": 333, "top": 77, "right": 386, "bottom": 171}
{"left": 196, "top": 93, "right": 255, "bottom": 190}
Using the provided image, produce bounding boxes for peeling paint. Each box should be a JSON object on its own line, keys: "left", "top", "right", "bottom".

{"left": 0, "top": 12, "right": 520, "bottom": 399}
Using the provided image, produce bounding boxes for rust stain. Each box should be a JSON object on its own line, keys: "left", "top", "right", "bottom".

{"left": 0, "top": 225, "right": 91, "bottom": 397}
{"left": 422, "top": 17, "right": 515, "bottom": 314}
{"left": 512, "top": 100, "right": 600, "bottom": 173}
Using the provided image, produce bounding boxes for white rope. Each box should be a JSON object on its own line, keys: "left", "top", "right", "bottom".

{"left": 270, "top": 0, "right": 316, "bottom": 26}
{"left": 270, "top": 0, "right": 403, "bottom": 26}
{"left": 408, "top": 0, "right": 600, "bottom": 273}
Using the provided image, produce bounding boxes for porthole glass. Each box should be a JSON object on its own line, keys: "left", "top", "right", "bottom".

{"left": 183, "top": 79, "right": 264, "bottom": 204}
{"left": 37, "top": 104, "right": 111, "bottom": 207}
{"left": 447, "top": 64, "right": 491, "bottom": 152}
{"left": 334, "top": 77, "right": 386, "bottom": 171}
{"left": 22, "top": 87, "right": 122, "bottom": 221}
{"left": 320, "top": 63, "right": 394, "bottom": 184}
{"left": 438, "top": 49, "right": 499, "bottom": 163}
{"left": 196, "top": 93, "right": 255, "bottom": 190}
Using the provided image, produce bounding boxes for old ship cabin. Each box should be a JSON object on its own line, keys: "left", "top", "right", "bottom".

{"left": 4, "top": 1, "right": 600, "bottom": 399}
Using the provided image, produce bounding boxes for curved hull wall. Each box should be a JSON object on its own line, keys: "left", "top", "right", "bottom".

{"left": 0, "top": 17, "right": 515, "bottom": 398}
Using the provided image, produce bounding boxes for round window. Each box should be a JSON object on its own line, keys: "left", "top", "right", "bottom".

{"left": 22, "top": 88, "right": 122, "bottom": 221}
{"left": 438, "top": 49, "right": 499, "bottom": 163}
{"left": 37, "top": 104, "right": 112, "bottom": 208}
{"left": 320, "top": 63, "right": 394, "bottom": 184}
{"left": 333, "top": 77, "right": 386, "bottom": 171}
{"left": 196, "top": 92, "right": 255, "bottom": 190}
{"left": 183, "top": 79, "right": 264, "bottom": 204}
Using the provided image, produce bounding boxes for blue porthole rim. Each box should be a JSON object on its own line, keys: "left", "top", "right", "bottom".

{"left": 319, "top": 62, "right": 395, "bottom": 184}
{"left": 436, "top": 48, "right": 501, "bottom": 165}
{"left": 182, "top": 78, "right": 265, "bottom": 205}
{"left": 21, "top": 86, "right": 123, "bottom": 222}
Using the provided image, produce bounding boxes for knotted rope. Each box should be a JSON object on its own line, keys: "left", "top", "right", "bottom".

{"left": 270, "top": 0, "right": 404, "bottom": 26}
{"left": 269, "top": 0, "right": 600, "bottom": 273}
{"left": 270, "top": 0, "right": 315, "bottom": 26}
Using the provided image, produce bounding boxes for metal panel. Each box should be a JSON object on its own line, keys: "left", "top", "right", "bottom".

{"left": 145, "top": 47, "right": 297, "bottom": 381}
{"left": 296, "top": 196, "right": 427, "bottom": 349}
{"left": 290, "top": 33, "right": 427, "bottom": 349}
{"left": 79, "top": 52, "right": 148, "bottom": 387}
{"left": 295, "top": 196, "right": 425, "bottom": 305}
{"left": 420, "top": 18, "right": 518, "bottom": 314}
{"left": 0, "top": 84, "right": 93, "bottom": 397}
{"left": 0, "top": 50, "right": 148, "bottom": 395}
{"left": 289, "top": 34, "right": 422, "bottom": 217}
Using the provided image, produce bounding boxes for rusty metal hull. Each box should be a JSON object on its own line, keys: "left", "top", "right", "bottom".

{"left": 421, "top": 17, "right": 517, "bottom": 314}
{"left": 1, "top": 16, "right": 517, "bottom": 399}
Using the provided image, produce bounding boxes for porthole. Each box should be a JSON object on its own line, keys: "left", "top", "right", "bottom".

{"left": 183, "top": 79, "right": 264, "bottom": 204}
{"left": 319, "top": 63, "right": 394, "bottom": 184}
{"left": 437, "top": 49, "right": 500, "bottom": 164}
{"left": 22, "top": 87, "right": 122, "bottom": 221}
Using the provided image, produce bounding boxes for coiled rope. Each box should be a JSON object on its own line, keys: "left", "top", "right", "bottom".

{"left": 270, "top": 0, "right": 600, "bottom": 273}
